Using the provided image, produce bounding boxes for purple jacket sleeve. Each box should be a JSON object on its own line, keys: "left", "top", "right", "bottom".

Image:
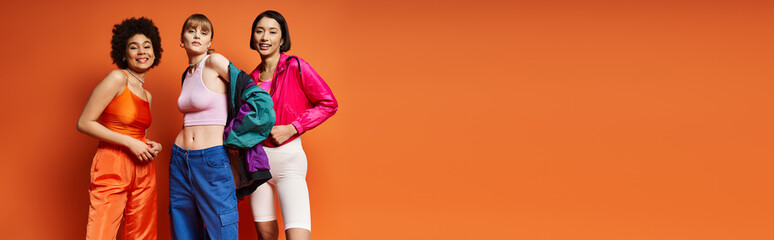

{"left": 290, "top": 59, "right": 338, "bottom": 134}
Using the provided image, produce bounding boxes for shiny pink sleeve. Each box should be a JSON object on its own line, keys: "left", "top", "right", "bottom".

{"left": 290, "top": 59, "right": 338, "bottom": 134}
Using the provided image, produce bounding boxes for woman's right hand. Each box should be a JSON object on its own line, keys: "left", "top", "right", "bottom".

{"left": 269, "top": 124, "right": 298, "bottom": 145}
{"left": 126, "top": 137, "right": 155, "bottom": 162}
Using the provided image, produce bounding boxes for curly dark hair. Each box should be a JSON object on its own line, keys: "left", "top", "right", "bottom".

{"left": 110, "top": 17, "right": 163, "bottom": 69}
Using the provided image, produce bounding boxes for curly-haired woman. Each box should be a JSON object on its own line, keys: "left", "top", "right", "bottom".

{"left": 77, "top": 17, "right": 163, "bottom": 240}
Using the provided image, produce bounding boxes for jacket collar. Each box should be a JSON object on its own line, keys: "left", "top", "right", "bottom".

{"left": 276, "top": 53, "right": 292, "bottom": 74}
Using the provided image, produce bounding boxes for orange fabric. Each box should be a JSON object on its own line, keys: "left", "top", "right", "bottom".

{"left": 8, "top": 2, "right": 774, "bottom": 239}
{"left": 98, "top": 71, "right": 151, "bottom": 140}
{"left": 86, "top": 72, "right": 156, "bottom": 240}
{"left": 86, "top": 144, "right": 157, "bottom": 240}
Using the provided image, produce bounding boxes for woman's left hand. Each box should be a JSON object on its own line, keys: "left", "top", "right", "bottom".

{"left": 147, "top": 140, "right": 163, "bottom": 158}
{"left": 270, "top": 124, "right": 298, "bottom": 145}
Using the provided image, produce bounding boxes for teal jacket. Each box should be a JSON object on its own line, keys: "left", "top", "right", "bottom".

{"left": 223, "top": 62, "right": 276, "bottom": 198}
{"left": 224, "top": 62, "right": 275, "bottom": 149}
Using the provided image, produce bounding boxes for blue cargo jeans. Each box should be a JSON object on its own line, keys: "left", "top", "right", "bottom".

{"left": 169, "top": 144, "right": 238, "bottom": 240}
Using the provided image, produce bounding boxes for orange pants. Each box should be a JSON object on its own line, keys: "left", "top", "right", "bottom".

{"left": 86, "top": 143, "right": 157, "bottom": 240}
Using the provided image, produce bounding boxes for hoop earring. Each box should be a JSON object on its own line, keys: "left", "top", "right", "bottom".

{"left": 179, "top": 42, "right": 184, "bottom": 48}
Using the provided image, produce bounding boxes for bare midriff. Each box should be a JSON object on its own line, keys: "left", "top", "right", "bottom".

{"left": 174, "top": 125, "right": 225, "bottom": 150}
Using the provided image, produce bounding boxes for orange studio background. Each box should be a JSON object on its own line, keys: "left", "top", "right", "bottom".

{"left": 1, "top": 0, "right": 773, "bottom": 239}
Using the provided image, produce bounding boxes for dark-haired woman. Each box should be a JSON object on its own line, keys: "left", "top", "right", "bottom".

{"left": 247, "top": 10, "right": 338, "bottom": 240}
{"left": 77, "top": 17, "right": 163, "bottom": 240}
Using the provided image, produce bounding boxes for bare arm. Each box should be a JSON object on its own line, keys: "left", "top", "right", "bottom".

{"left": 206, "top": 53, "right": 231, "bottom": 82}
{"left": 76, "top": 70, "right": 155, "bottom": 162}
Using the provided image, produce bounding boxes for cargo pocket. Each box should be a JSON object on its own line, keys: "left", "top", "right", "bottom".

{"left": 219, "top": 208, "right": 240, "bottom": 239}
{"left": 220, "top": 208, "right": 239, "bottom": 227}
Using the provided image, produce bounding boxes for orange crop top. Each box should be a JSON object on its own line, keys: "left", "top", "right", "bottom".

{"left": 99, "top": 70, "right": 151, "bottom": 140}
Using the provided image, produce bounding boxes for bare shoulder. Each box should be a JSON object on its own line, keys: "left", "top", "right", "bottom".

{"left": 205, "top": 53, "right": 231, "bottom": 81}
{"left": 85, "top": 69, "right": 126, "bottom": 104}
{"left": 98, "top": 69, "right": 128, "bottom": 90}
{"left": 105, "top": 69, "right": 127, "bottom": 82}
{"left": 207, "top": 53, "right": 230, "bottom": 66}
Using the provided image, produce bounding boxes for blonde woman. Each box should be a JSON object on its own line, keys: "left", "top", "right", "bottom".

{"left": 169, "top": 14, "right": 238, "bottom": 240}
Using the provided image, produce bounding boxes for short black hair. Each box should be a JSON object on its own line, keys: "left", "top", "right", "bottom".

{"left": 110, "top": 17, "right": 163, "bottom": 69}
{"left": 250, "top": 10, "right": 291, "bottom": 53}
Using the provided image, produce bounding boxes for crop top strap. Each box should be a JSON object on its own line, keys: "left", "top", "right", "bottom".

{"left": 122, "top": 70, "right": 130, "bottom": 87}
{"left": 196, "top": 55, "right": 210, "bottom": 72}
{"left": 123, "top": 69, "right": 149, "bottom": 100}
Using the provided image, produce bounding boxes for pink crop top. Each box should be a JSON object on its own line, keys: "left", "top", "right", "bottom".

{"left": 177, "top": 55, "right": 228, "bottom": 126}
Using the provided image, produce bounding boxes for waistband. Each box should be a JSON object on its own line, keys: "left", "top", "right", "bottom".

{"left": 263, "top": 138, "right": 303, "bottom": 153}
{"left": 172, "top": 144, "right": 226, "bottom": 158}
{"left": 98, "top": 139, "right": 145, "bottom": 149}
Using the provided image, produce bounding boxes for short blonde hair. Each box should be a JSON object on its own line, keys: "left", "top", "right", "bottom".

{"left": 180, "top": 14, "right": 214, "bottom": 53}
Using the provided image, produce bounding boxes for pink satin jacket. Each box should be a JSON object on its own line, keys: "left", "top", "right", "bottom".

{"left": 250, "top": 54, "right": 338, "bottom": 147}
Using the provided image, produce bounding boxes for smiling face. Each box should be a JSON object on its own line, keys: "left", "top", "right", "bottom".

{"left": 125, "top": 34, "right": 155, "bottom": 72}
{"left": 182, "top": 25, "right": 212, "bottom": 55}
{"left": 253, "top": 17, "right": 284, "bottom": 58}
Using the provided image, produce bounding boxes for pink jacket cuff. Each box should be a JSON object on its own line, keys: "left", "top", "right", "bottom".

{"left": 291, "top": 121, "right": 304, "bottom": 134}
